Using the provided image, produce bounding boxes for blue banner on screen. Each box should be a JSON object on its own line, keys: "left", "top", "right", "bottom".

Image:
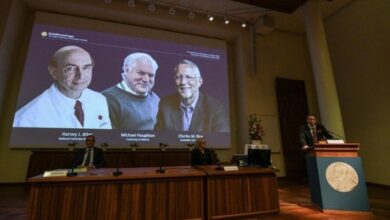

{"left": 10, "top": 15, "right": 230, "bottom": 149}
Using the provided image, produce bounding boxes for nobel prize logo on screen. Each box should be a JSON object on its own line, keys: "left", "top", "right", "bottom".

{"left": 40, "top": 30, "right": 88, "bottom": 42}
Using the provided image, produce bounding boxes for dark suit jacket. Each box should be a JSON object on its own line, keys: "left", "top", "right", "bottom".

{"left": 299, "top": 123, "right": 333, "bottom": 147}
{"left": 191, "top": 148, "right": 213, "bottom": 166}
{"left": 155, "top": 92, "right": 229, "bottom": 132}
{"left": 71, "top": 147, "right": 105, "bottom": 168}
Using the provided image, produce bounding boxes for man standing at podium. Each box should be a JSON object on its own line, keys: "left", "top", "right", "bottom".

{"left": 300, "top": 114, "right": 333, "bottom": 150}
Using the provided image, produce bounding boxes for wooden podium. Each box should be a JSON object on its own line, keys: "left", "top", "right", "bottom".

{"left": 306, "top": 143, "right": 370, "bottom": 212}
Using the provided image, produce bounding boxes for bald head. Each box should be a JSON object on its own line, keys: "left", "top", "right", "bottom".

{"left": 48, "top": 46, "right": 94, "bottom": 99}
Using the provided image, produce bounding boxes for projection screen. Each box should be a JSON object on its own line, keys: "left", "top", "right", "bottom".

{"left": 9, "top": 12, "right": 231, "bottom": 149}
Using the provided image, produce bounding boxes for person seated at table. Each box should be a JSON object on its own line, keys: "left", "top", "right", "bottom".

{"left": 71, "top": 135, "right": 105, "bottom": 168}
{"left": 191, "top": 138, "right": 217, "bottom": 166}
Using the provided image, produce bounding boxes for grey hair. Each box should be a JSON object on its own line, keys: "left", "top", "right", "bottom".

{"left": 173, "top": 59, "right": 202, "bottom": 78}
{"left": 122, "top": 52, "right": 158, "bottom": 76}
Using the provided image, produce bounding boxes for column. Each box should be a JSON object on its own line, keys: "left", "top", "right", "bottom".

{"left": 304, "top": 0, "right": 345, "bottom": 137}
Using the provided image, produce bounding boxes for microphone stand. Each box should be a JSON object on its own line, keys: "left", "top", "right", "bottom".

{"left": 67, "top": 142, "right": 77, "bottom": 151}
{"left": 112, "top": 167, "right": 122, "bottom": 176}
{"left": 100, "top": 142, "right": 108, "bottom": 151}
{"left": 207, "top": 145, "right": 222, "bottom": 171}
{"left": 129, "top": 142, "right": 138, "bottom": 151}
{"left": 156, "top": 143, "right": 168, "bottom": 173}
{"left": 215, "top": 160, "right": 224, "bottom": 171}
{"left": 112, "top": 152, "right": 122, "bottom": 176}
{"left": 67, "top": 166, "right": 77, "bottom": 177}
{"left": 187, "top": 143, "right": 195, "bottom": 151}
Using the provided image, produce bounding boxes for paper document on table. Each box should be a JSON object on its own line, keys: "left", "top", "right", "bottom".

{"left": 43, "top": 169, "right": 68, "bottom": 177}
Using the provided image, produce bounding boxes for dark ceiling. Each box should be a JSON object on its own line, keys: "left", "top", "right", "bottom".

{"left": 232, "top": 0, "right": 307, "bottom": 13}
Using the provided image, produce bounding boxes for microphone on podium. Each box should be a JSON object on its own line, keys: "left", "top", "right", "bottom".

{"left": 156, "top": 143, "right": 168, "bottom": 173}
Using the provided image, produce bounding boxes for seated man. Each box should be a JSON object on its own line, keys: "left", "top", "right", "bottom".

{"left": 191, "top": 138, "right": 217, "bottom": 166}
{"left": 71, "top": 135, "right": 105, "bottom": 168}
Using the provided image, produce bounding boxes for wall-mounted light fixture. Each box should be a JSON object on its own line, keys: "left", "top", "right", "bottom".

{"left": 168, "top": 7, "right": 176, "bottom": 15}
{"left": 148, "top": 2, "right": 156, "bottom": 11}
{"left": 207, "top": 14, "right": 214, "bottom": 22}
{"left": 188, "top": 11, "right": 195, "bottom": 19}
{"left": 116, "top": 0, "right": 253, "bottom": 29}
{"left": 128, "top": 0, "right": 135, "bottom": 8}
{"left": 224, "top": 16, "right": 230, "bottom": 25}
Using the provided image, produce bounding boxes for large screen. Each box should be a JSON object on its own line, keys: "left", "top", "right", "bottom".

{"left": 9, "top": 12, "right": 230, "bottom": 149}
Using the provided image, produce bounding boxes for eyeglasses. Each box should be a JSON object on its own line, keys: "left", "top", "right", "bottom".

{"left": 174, "top": 75, "right": 198, "bottom": 83}
{"left": 63, "top": 64, "right": 94, "bottom": 75}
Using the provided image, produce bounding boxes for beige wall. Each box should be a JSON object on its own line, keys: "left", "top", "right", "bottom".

{"left": 0, "top": 0, "right": 31, "bottom": 183}
{"left": 325, "top": 0, "right": 390, "bottom": 185}
{"left": 247, "top": 31, "right": 317, "bottom": 177}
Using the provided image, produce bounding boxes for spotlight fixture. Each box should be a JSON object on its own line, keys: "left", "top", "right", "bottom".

{"left": 188, "top": 11, "right": 195, "bottom": 19}
{"left": 127, "top": 0, "right": 135, "bottom": 8}
{"left": 148, "top": 2, "right": 156, "bottom": 11}
{"left": 207, "top": 14, "right": 214, "bottom": 22}
{"left": 224, "top": 16, "right": 230, "bottom": 25}
{"left": 168, "top": 7, "right": 176, "bottom": 15}
{"left": 241, "top": 21, "right": 247, "bottom": 28}
{"left": 104, "top": 0, "right": 112, "bottom": 3}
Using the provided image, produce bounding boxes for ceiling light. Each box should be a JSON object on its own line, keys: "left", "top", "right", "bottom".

{"left": 127, "top": 0, "right": 135, "bottom": 7}
{"left": 148, "top": 3, "right": 156, "bottom": 11}
{"left": 224, "top": 16, "right": 230, "bottom": 25}
{"left": 207, "top": 14, "right": 214, "bottom": 22}
{"left": 168, "top": 7, "right": 176, "bottom": 15}
{"left": 104, "top": 0, "right": 112, "bottom": 3}
{"left": 241, "top": 21, "right": 247, "bottom": 28}
{"left": 188, "top": 11, "right": 195, "bottom": 19}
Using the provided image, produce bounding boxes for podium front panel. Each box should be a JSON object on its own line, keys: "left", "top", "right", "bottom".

{"left": 306, "top": 155, "right": 369, "bottom": 212}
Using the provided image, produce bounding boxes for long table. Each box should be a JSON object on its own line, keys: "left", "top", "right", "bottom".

{"left": 28, "top": 166, "right": 279, "bottom": 220}
{"left": 28, "top": 167, "right": 204, "bottom": 220}
{"left": 198, "top": 166, "right": 280, "bottom": 219}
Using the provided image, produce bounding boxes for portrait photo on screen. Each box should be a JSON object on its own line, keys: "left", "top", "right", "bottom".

{"left": 9, "top": 12, "right": 231, "bottom": 149}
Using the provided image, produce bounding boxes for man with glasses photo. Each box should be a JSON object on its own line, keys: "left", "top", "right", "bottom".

{"left": 13, "top": 45, "right": 111, "bottom": 129}
{"left": 155, "top": 59, "right": 229, "bottom": 132}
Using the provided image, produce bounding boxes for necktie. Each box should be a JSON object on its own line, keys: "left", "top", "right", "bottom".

{"left": 312, "top": 127, "right": 318, "bottom": 144}
{"left": 74, "top": 100, "right": 84, "bottom": 126}
{"left": 84, "top": 149, "right": 91, "bottom": 166}
{"left": 181, "top": 105, "right": 194, "bottom": 131}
